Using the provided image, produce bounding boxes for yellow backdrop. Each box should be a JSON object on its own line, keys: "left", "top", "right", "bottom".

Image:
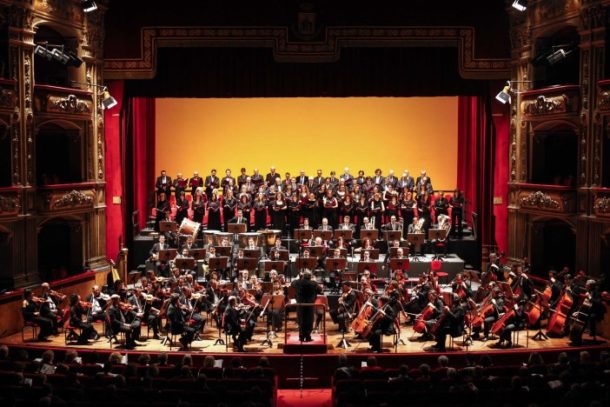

{"left": 156, "top": 97, "right": 458, "bottom": 190}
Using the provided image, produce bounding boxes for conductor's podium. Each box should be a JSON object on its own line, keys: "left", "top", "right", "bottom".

{"left": 281, "top": 302, "right": 328, "bottom": 354}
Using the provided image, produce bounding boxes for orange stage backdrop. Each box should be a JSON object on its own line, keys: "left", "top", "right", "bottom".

{"left": 155, "top": 97, "right": 458, "bottom": 190}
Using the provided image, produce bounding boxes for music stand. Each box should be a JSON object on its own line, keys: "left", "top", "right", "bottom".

{"left": 236, "top": 257, "right": 259, "bottom": 272}
{"left": 188, "top": 248, "right": 206, "bottom": 260}
{"left": 428, "top": 229, "right": 449, "bottom": 260}
{"left": 213, "top": 246, "right": 232, "bottom": 257}
{"left": 158, "top": 249, "right": 177, "bottom": 262}
{"left": 294, "top": 229, "right": 313, "bottom": 241}
{"left": 364, "top": 248, "right": 380, "bottom": 260}
{"left": 227, "top": 223, "right": 247, "bottom": 234}
{"left": 244, "top": 249, "right": 262, "bottom": 259}
{"left": 174, "top": 258, "right": 195, "bottom": 270}
{"left": 360, "top": 229, "right": 378, "bottom": 241}
{"left": 313, "top": 230, "right": 333, "bottom": 241}
{"left": 159, "top": 221, "right": 178, "bottom": 233}
{"left": 264, "top": 260, "right": 287, "bottom": 273}
{"left": 334, "top": 229, "right": 353, "bottom": 241}
{"left": 274, "top": 249, "right": 289, "bottom": 261}
{"left": 208, "top": 256, "right": 228, "bottom": 271}
{"left": 308, "top": 246, "right": 326, "bottom": 258}
{"left": 383, "top": 230, "right": 402, "bottom": 242}
{"left": 389, "top": 258, "right": 410, "bottom": 272}
{"left": 325, "top": 257, "right": 347, "bottom": 272}
{"left": 357, "top": 261, "right": 378, "bottom": 275}
{"left": 388, "top": 247, "right": 410, "bottom": 258}
{"left": 296, "top": 257, "right": 317, "bottom": 271}
{"left": 407, "top": 233, "right": 425, "bottom": 259}
{"left": 260, "top": 294, "right": 286, "bottom": 347}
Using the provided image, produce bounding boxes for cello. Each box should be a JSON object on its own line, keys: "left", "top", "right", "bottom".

{"left": 546, "top": 291, "right": 573, "bottom": 336}
{"left": 490, "top": 308, "right": 516, "bottom": 336}
{"left": 351, "top": 301, "right": 374, "bottom": 335}
{"left": 413, "top": 303, "right": 437, "bottom": 333}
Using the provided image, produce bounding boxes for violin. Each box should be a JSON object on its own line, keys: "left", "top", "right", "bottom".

{"left": 48, "top": 289, "right": 67, "bottom": 302}
{"left": 79, "top": 300, "right": 93, "bottom": 309}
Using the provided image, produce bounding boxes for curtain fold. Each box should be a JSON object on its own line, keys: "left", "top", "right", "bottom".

{"left": 104, "top": 80, "right": 125, "bottom": 260}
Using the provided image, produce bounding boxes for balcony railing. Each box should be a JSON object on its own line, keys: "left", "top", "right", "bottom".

{"left": 34, "top": 84, "right": 94, "bottom": 116}
{"left": 0, "top": 186, "right": 20, "bottom": 217}
{"left": 591, "top": 187, "right": 610, "bottom": 218}
{"left": 515, "top": 183, "right": 576, "bottom": 214}
{"left": 519, "top": 85, "right": 580, "bottom": 118}
{"left": 37, "top": 182, "right": 97, "bottom": 212}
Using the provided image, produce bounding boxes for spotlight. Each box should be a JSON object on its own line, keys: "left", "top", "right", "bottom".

{"left": 82, "top": 1, "right": 97, "bottom": 13}
{"left": 512, "top": 0, "right": 527, "bottom": 12}
{"left": 495, "top": 82, "right": 511, "bottom": 105}
{"left": 64, "top": 50, "right": 83, "bottom": 68}
{"left": 34, "top": 43, "right": 82, "bottom": 67}
{"left": 101, "top": 88, "right": 118, "bottom": 110}
{"left": 546, "top": 48, "right": 573, "bottom": 65}
{"left": 34, "top": 45, "right": 53, "bottom": 61}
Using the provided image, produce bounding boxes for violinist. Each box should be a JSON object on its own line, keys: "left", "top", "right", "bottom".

{"left": 425, "top": 293, "right": 466, "bottom": 353}
{"left": 69, "top": 294, "right": 97, "bottom": 344}
{"left": 22, "top": 289, "right": 54, "bottom": 341}
{"left": 86, "top": 285, "right": 109, "bottom": 324}
{"left": 180, "top": 286, "right": 206, "bottom": 333}
{"left": 40, "top": 282, "right": 65, "bottom": 334}
{"left": 368, "top": 296, "right": 396, "bottom": 353}
{"left": 331, "top": 282, "right": 357, "bottom": 333}
{"left": 108, "top": 293, "right": 140, "bottom": 347}
{"left": 224, "top": 296, "right": 248, "bottom": 351}
{"left": 128, "top": 288, "right": 161, "bottom": 340}
{"left": 167, "top": 293, "right": 195, "bottom": 350}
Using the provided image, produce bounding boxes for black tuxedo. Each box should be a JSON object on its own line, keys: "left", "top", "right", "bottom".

{"left": 373, "top": 175, "right": 385, "bottom": 185}
{"left": 204, "top": 175, "right": 219, "bottom": 196}
{"left": 265, "top": 172, "right": 280, "bottom": 186}
{"left": 229, "top": 216, "right": 248, "bottom": 225}
{"left": 385, "top": 176, "right": 398, "bottom": 188}
{"left": 156, "top": 175, "right": 172, "bottom": 196}
{"left": 398, "top": 176, "right": 414, "bottom": 191}
{"left": 292, "top": 277, "right": 321, "bottom": 341}
{"left": 312, "top": 176, "right": 325, "bottom": 191}
{"left": 297, "top": 175, "right": 309, "bottom": 185}
{"left": 383, "top": 222, "right": 403, "bottom": 231}
{"left": 188, "top": 176, "right": 203, "bottom": 195}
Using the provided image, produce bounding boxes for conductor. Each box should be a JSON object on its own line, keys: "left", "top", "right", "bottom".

{"left": 291, "top": 270, "right": 321, "bottom": 342}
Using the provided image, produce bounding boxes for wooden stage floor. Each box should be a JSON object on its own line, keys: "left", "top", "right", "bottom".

{"left": 2, "top": 317, "right": 605, "bottom": 355}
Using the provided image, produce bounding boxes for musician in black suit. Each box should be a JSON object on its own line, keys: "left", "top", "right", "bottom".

{"left": 426, "top": 294, "right": 466, "bottom": 352}
{"left": 312, "top": 169, "right": 325, "bottom": 192}
{"left": 449, "top": 189, "right": 465, "bottom": 237}
{"left": 368, "top": 296, "right": 396, "bottom": 353}
{"left": 155, "top": 192, "right": 170, "bottom": 232}
{"left": 189, "top": 171, "right": 204, "bottom": 196}
{"left": 266, "top": 166, "right": 280, "bottom": 186}
{"left": 22, "top": 289, "right": 54, "bottom": 341}
{"left": 86, "top": 285, "right": 108, "bottom": 323}
{"left": 297, "top": 170, "right": 309, "bottom": 186}
{"left": 398, "top": 171, "right": 414, "bottom": 192}
{"left": 340, "top": 167, "right": 353, "bottom": 188}
{"left": 383, "top": 215, "right": 403, "bottom": 232}
{"left": 181, "top": 235, "right": 198, "bottom": 252}
{"left": 173, "top": 173, "right": 187, "bottom": 198}
{"left": 330, "top": 282, "right": 357, "bottom": 332}
{"left": 69, "top": 294, "right": 97, "bottom": 344}
{"left": 224, "top": 296, "right": 248, "bottom": 351}
{"left": 204, "top": 169, "right": 219, "bottom": 197}
{"left": 385, "top": 169, "right": 398, "bottom": 189}
{"left": 107, "top": 294, "right": 139, "bottom": 349}
{"left": 221, "top": 168, "right": 236, "bottom": 195}
{"left": 155, "top": 170, "right": 172, "bottom": 197}
{"left": 167, "top": 293, "right": 195, "bottom": 350}
{"left": 434, "top": 194, "right": 449, "bottom": 218}
{"left": 416, "top": 170, "right": 433, "bottom": 194}
{"left": 150, "top": 235, "right": 170, "bottom": 277}
{"left": 291, "top": 270, "right": 322, "bottom": 341}
{"left": 373, "top": 168, "right": 384, "bottom": 186}
{"left": 228, "top": 209, "right": 248, "bottom": 226}
{"left": 237, "top": 167, "right": 248, "bottom": 188}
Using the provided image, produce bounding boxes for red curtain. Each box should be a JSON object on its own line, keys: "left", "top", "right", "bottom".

{"left": 128, "top": 97, "right": 156, "bottom": 232}
{"left": 492, "top": 104, "right": 510, "bottom": 254}
{"left": 104, "top": 80, "right": 125, "bottom": 260}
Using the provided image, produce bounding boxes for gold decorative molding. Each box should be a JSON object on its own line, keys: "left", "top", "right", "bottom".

{"left": 104, "top": 26, "right": 510, "bottom": 80}
{"left": 46, "top": 94, "right": 92, "bottom": 114}
{"left": 520, "top": 190, "right": 560, "bottom": 210}
{"left": 0, "top": 192, "right": 20, "bottom": 216}
{"left": 594, "top": 195, "right": 610, "bottom": 217}
{"left": 521, "top": 94, "right": 569, "bottom": 116}
{"left": 42, "top": 189, "right": 95, "bottom": 211}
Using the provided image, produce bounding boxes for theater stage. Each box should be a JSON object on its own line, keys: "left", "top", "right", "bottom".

{"left": 2, "top": 317, "right": 607, "bottom": 388}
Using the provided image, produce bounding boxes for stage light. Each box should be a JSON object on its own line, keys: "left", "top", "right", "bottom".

{"left": 495, "top": 82, "right": 511, "bottom": 105}
{"left": 512, "top": 0, "right": 527, "bottom": 12}
{"left": 101, "top": 88, "right": 118, "bottom": 110}
{"left": 34, "top": 45, "right": 53, "bottom": 61}
{"left": 34, "top": 43, "right": 82, "bottom": 67}
{"left": 546, "top": 48, "right": 573, "bottom": 65}
{"left": 82, "top": 1, "right": 97, "bottom": 13}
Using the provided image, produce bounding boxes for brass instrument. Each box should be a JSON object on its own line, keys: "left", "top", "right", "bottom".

{"left": 436, "top": 214, "right": 451, "bottom": 242}
{"left": 413, "top": 217, "right": 425, "bottom": 233}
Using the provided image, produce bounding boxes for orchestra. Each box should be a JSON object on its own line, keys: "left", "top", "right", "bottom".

{"left": 14, "top": 167, "right": 606, "bottom": 355}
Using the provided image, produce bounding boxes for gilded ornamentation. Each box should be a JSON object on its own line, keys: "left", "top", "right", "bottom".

{"left": 598, "top": 90, "right": 610, "bottom": 110}
{"left": 594, "top": 196, "right": 610, "bottom": 215}
{"left": 52, "top": 190, "right": 94, "bottom": 209}
{"left": 104, "top": 26, "right": 510, "bottom": 79}
{"left": 48, "top": 94, "right": 92, "bottom": 114}
{"left": 0, "top": 194, "right": 20, "bottom": 215}
{"left": 520, "top": 191, "right": 560, "bottom": 210}
{"left": 522, "top": 94, "right": 569, "bottom": 115}
{"left": 0, "top": 88, "right": 15, "bottom": 109}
